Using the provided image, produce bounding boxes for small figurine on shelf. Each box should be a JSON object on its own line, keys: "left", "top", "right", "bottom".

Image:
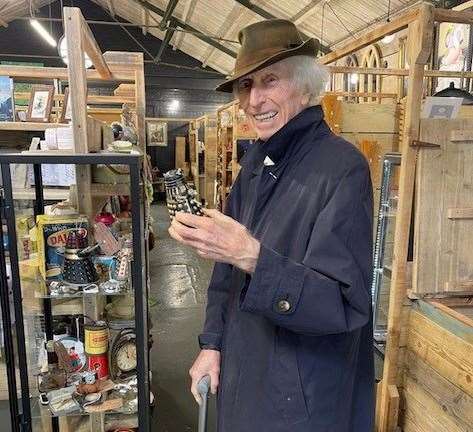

{"left": 164, "top": 168, "right": 203, "bottom": 219}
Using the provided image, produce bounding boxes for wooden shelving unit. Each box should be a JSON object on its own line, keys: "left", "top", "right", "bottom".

{"left": 216, "top": 101, "right": 256, "bottom": 210}
{"left": 187, "top": 115, "right": 218, "bottom": 206}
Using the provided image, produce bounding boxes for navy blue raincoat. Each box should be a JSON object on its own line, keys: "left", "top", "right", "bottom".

{"left": 199, "top": 106, "right": 374, "bottom": 432}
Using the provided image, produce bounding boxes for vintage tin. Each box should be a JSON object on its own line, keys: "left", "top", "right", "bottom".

{"left": 87, "top": 354, "right": 109, "bottom": 380}
{"left": 84, "top": 323, "right": 108, "bottom": 355}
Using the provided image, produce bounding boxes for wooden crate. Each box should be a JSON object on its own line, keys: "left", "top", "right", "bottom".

{"left": 413, "top": 118, "right": 473, "bottom": 297}
{"left": 399, "top": 300, "right": 473, "bottom": 432}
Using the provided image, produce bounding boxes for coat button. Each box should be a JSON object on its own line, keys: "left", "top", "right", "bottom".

{"left": 277, "top": 300, "right": 291, "bottom": 313}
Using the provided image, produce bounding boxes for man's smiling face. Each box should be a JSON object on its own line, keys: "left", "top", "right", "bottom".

{"left": 237, "top": 61, "right": 307, "bottom": 141}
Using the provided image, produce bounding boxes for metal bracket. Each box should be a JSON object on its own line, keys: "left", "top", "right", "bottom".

{"left": 411, "top": 140, "right": 440, "bottom": 148}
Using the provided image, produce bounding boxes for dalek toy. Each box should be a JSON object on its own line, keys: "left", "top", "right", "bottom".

{"left": 62, "top": 230, "right": 98, "bottom": 285}
{"left": 164, "top": 169, "right": 203, "bottom": 219}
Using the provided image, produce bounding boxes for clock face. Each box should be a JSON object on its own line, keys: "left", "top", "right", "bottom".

{"left": 116, "top": 342, "right": 137, "bottom": 372}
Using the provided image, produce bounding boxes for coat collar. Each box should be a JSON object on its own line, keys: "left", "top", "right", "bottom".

{"left": 243, "top": 105, "right": 324, "bottom": 175}
{"left": 260, "top": 105, "right": 324, "bottom": 164}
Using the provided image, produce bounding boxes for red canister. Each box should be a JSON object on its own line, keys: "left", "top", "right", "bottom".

{"left": 88, "top": 354, "right": 109, "bottom": 379}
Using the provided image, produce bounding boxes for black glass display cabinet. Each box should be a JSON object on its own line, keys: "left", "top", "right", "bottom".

{"left": 372, "top": 153, "right": 401, "bottom": 349}
{"left": 0, "top": 153, "right": 150, "bottom": 432}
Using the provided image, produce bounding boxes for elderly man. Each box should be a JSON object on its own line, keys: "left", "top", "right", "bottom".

{"left": 169, "top": 19, "right": 374, "bottom": 432}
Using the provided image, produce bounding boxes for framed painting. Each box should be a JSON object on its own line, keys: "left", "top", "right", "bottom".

{"left": 147, "top": 121, "right": 167, "bottom": 147}
{"left": 435, "top": 22, "right": 470, "bottom": 92}
{"left": 26, "top": 85, "right": 54, "bottom": 122}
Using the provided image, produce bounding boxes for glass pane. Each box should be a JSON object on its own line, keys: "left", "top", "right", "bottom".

{"left": 2, "top": 158, "right": 149, "bottom": 431}
{"left": 372, "top": 155, "right": 401, "bottom": 344}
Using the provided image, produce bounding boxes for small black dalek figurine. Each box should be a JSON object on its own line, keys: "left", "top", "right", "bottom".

{"left": 164, "top": 168, "right": 203, "bottom": 219}
{"left": 62, "top": 230, "right": 98, "bottom": 285}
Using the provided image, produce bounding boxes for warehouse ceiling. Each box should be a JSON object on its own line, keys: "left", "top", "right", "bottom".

{"left": 0, "top": 0, "right": 471, "bottom": 75}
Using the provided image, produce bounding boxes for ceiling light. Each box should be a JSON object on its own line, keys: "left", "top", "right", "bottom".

{"left": 58, "top": 36, "right": 93, "bottom": 69}
{"left": 381, "top": 34, "right": 395, "bottom": 44}
{"left": 30, "top": 19, "right": 57, "bottom": 47}
{"left": 168, "top": 99, "right": 180, "bottom": 111}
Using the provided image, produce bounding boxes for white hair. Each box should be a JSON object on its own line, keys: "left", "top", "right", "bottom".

{"left": 280, "top": 55, "right": 330, "bottom": 105}
{"left": 233, "top": 55, "right": 330, "bottom": 106}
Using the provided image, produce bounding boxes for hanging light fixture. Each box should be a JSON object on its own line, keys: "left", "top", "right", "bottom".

{"left": 30, "top": 19, "right": 57, "bottom": 47}
{"left": 58, "top": 35, "right": 93, "bottom": 69}
{"left": 382, "top": 34, "right": 395, "bottom": 44}
{"left": 381, "top": 0, "right": 394, "bottom": 44}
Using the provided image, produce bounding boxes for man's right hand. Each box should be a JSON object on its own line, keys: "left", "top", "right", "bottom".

{"left": 189, "top": 349, "right": 221, "bottom": 404}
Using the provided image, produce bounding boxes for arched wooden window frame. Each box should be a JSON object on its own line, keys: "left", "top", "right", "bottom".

{"left": 343, "top": 54, "right": 359, "bottom": 101}
{"left": 359, "top": 44, "right": 382, "bottom": 102}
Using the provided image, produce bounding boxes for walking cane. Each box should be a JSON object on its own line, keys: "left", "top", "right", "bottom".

{"left": 197, "top": 375, "right": 211, "bottom": 432}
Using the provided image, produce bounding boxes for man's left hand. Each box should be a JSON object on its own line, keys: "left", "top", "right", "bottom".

{"left": 169, "top": 209, "right": 260, "bottom": 274}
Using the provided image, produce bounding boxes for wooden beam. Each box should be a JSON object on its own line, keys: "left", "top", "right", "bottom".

{"left": 134, "top": 0, "right": 236, "bottom": 58}
{"left": 376, "top": 4, "right": 435, "bottom": 432}
{"left": 387, "top": 385, "right": 400, "bottom": 432}
{"left": 159, "top": 0, "right": 179, "bottom": 31}
{"left": 107, "top": 0, "right": 116, "bottom": 17}
{"left": 88, "top": 95, "right": 135, "bottom": 105}
{"left": 324, "top": 90, "right": 397, "bottom": 99}
{"left": 64, "top": 8, "right": 89, "bottom": 153}
{"left": 291, "top": 0, "right": 323, "bottom": 25}
{"left": 76, "top": 10, "right": 112, "bottom": 80}
{"left": 319, "top": 6, "right": 420, "bottom": 65}
{"left": 63, "top": 7, "right": 93, "bottom": 219}
{"left": 329, "top": 65, "right": 473, "bottom": 79}
{"left": 14, "top": 92, "right": 134, "bottom": 105}
{"left": 146, "top": 117, "right": 193, "bottom": 122}
{"left": 154, "top": 19, "right": 176, "bottom": 62}
{"left": 135, "top": 61, "right": 146, "bottom": 151}
{"left": 0, "top": 122, "right": 68, "bottom": 131}
{"left": 447, "top": 208, "right": 473, "bottom": 219}
{"left": 142, "top": 7, "right": 148, "bottom": 36}
{"left": 0, "top": 65, "right": 134, "bottom": 81}
{"left": 434, "top": 8, "right": 473, "bottom": 24}
{"left": 173, "top": 0, "right": 197, "bottom": 51}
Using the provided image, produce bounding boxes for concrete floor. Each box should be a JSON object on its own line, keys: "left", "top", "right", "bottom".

{"left": 149, "top": 204, "right": 216, "bottom": 432}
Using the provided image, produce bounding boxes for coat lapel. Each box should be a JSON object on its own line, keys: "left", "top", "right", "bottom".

{"left": 240, "top": 163, "right": 264, "bottom": 229}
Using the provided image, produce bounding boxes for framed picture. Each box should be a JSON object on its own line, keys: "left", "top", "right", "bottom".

{"left": 435, "top": 22, "right": 471, "bottom": 93}
{"left": 60, "top": 87, "right": 72, "bottom": 123}
{"left": 147, "top": 121, "right": 167, "bottom": 147}
{"left": 27, "top": 85, "right": 54, "bottom": 122}
{"left": 0, "top": 76, "right": 15, "bottom": 122}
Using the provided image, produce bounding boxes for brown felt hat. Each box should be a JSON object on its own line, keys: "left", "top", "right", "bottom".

{"left": 216, "top": 19, "right": 320, "bottom": 93}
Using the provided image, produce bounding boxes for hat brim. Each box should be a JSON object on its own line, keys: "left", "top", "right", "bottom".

{"left": 215, "top": 38, "right": 320, "bottom": 93}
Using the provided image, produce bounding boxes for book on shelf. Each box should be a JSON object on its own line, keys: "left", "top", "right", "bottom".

{"left": 0, "top": 76, "right": 14, "bottom": 122}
